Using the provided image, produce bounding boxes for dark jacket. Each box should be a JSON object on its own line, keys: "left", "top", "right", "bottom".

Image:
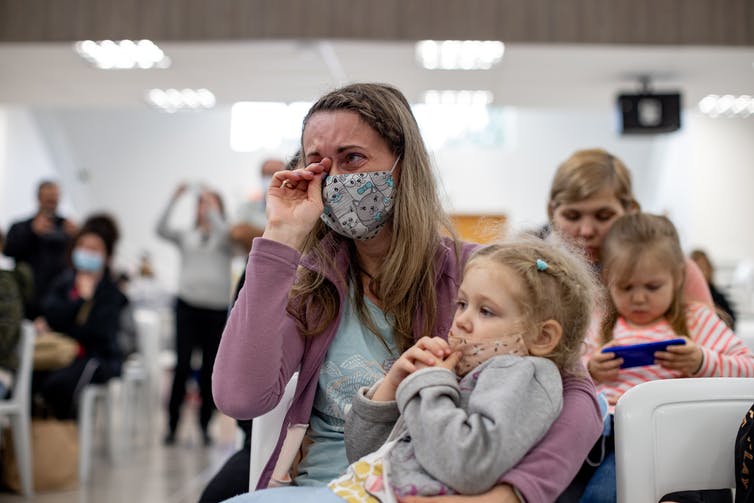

{"left": 5, "top": 215, "right": 72, "bottom": 316}
{"left": 41, "top": 269, "right": 128, "bottom": 378}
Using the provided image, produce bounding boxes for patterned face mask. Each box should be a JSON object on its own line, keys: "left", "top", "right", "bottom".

{"left": 447, "top": 331, "right": 530, "bottom": 377}
{"left": 320, "top": 156, "right": 400, "bottom": 241}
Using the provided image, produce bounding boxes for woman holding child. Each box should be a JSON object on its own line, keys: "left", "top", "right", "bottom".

{"left": 213, "top": 83, "right": 602, "bottom": 502}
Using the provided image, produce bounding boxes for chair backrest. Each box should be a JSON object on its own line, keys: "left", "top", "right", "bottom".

{"left": 615, "top": 378, "right": 754, "bottom": 503}
{"left": 133, "top": 308, "right": 161, "bottom": 381}
{"left": 13, "top": 321, "right": 34, "bottom": 403}
{"left": 249, "top": 372, "right": 299, "bottom": 491}
{"left": 0, "top": 320, "right": 34, "bottom": 411}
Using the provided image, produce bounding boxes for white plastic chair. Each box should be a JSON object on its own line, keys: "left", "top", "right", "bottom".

{"left": 121, "top": 308, "right": 161, "bottom": 449}
{"left": 0, "top": 321, "right": 35, "bottom": 498}
{"left": 615, "top": 378, "right": 754, "bottom": 503}
{"left": 249, "top": 372, "right": 299, "bottom": 491}
{"left": 78, "top": 378, "right": 120, "bottom": 483}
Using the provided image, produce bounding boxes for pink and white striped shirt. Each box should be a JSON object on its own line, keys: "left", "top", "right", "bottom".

{"left": 591, "top": 302, "right": 754, "bottom": 409}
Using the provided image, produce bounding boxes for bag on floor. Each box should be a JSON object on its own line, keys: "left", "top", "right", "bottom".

{"left": 2, "top": 418, "right": 79, "bottom": 492}
{"left": 33, "top": 331, "right": 79, "bottom": 371}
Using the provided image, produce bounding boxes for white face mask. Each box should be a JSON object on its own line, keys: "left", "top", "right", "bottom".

{"left": 320, "top": 156, "right": 400, "bottom": 241}
{"left": 447, "top": 331, "right": 529, "bottom": 377}
{"left": 72, "top": 248, "right": 105, "bottom": 273}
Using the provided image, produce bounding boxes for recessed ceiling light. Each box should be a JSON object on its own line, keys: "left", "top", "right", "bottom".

{"left": 698, "top": 94, "right": 752, "bottom": 118}
{"left": 416, "top": 40, "right": 504, "bottom": 70}
{"left": 423, "top": 90, "right": 494, "bottom": 106}
{"left": 146, "top": 88, "right": 215, "bottom": 113}
{"left": 74, "top": 39, "right": 171, "bottom": 70}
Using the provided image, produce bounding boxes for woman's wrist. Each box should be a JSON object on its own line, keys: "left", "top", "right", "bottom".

{"left": 262, "top": 225, "right": 308, "bottom": 251}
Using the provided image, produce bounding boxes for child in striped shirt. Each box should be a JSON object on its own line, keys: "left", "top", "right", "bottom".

{"left": 581, "top": 213, "right": 754, "bottom": 503}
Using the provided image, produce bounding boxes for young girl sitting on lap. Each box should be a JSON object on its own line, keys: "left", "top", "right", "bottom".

{"left": 582, "top": 213, "right": 754, "bottom": 503}
{"left": 226, "top": 237, "right": 600, "bottom": 502}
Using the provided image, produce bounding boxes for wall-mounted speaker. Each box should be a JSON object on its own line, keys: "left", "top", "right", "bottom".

{"left": 617, "top": 92, "right": 682, "bottom": 134}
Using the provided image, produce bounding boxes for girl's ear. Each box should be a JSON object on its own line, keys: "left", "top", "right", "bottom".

{"left": 528, "top": 319, "right": 563, "bottom": 357}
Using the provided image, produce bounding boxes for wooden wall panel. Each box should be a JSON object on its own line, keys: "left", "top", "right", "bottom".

{"left": 451, "top": 215, "right": 508, "bottom": 245}
{"left": 0, "top": 0, "right": 752, "bottom": 45}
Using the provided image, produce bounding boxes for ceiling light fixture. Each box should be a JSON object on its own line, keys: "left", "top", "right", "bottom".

{"left": 698, "top": 94, "right": 753, "bottom": 118}
{"left": 416, "top": 40, "right": 504, "bottom": 70}
{"left": 74, "top": 39, "right": 171, "bottom": 69}
{"left": 146, "top": 88, "right": 215, "bottom": 113}
{"left": 423, "top": 90, "right": 494, "bottom": 106}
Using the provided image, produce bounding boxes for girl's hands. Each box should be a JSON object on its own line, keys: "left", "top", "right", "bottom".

{"left": 587, "top": 340, "right": 623, "bottom": 383}
{"left": 655, "top": 339, "right": 704, "bottom": 376}
{"left": 373, "top": 337, "right": 459, "bottom": 402}
{"left": 262, "top": 158, "right": 331, "bottom": 250}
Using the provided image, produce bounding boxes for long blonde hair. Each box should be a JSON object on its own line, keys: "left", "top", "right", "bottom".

{"left": 547, "top": 148, "right": 639, "bottom": 220}
{"left": 468, "top": 236, "right": 602, "bottom": 375}
{"left": 599, "top": 213, "right": 688, "bottom": 343}
{"left": 287, "top": 83, "right": 459, "bottom": 352}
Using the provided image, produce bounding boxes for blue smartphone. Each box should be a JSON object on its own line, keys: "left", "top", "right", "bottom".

{"left": 601, "top": 338, "right": 687, "bottom": 369}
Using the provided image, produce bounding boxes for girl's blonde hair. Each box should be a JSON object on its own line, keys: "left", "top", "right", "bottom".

{"left": 547, "top": 148, "right": 639, "bottom": 220}
{"left": 468, "top": 236, "right": 602, "bottom": 375}
{"left": 287, "top": 83, "right": 459, "bottom": 352}
{"left": 599, "top": 213, "right": 688, "bottom": 343}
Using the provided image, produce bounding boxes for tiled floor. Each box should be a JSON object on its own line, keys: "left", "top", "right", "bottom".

{"left": 0, "top": 376, "right": 241, "bottom": 503}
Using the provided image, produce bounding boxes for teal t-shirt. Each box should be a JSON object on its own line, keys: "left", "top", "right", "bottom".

{"left": 294, "top": 289, "right": 399, "bottom": 486}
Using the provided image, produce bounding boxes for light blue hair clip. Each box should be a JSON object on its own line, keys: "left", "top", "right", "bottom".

{"left": 536, "top": 259, "right": 549, "bottom": 271}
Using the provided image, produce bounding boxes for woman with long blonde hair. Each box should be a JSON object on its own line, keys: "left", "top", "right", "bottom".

{"left": 213, "top": 83, "right": 602, "bottom": 502}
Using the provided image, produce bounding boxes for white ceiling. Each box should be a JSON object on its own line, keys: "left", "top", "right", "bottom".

{"left": 0, "top": 40, "right": 753, "bottom": 110}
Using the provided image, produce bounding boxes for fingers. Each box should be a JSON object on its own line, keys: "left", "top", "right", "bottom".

{"left": 275, "top": 158, "right": 331, "bottom": 191}
{"left": 588, "top": 350, "right": 623, "bottom": 383}
{"left": 416, "top": 336, "right": 452, "bottom": 358}
{"left": 655, "top": 346, "right": 702, "bottom": 375}
{"left": 440, "top": 351, "right": 462, "bottom": 370}
{"left": 306, "top": 169, "right": 323, "bottom": 200}
{"left": 591, "top": 350, "right": 622, "bottom": 369}
{"left": 405, "top": 345, "right": 439, "bottom": 367}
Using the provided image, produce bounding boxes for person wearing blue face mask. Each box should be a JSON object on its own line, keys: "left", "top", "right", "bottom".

{"left": 34, "top": 213, "right": 128, "bottom": 420}
{"left": 212, "top": 83, "right": 602, "bottom": 503}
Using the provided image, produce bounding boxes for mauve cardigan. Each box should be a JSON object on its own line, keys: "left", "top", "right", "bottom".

{"left": 212, "top": 236, "right": 602, "bottom": 501}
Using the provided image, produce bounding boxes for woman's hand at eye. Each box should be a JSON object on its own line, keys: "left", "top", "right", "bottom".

{"left": 263, "top": 158, "right": 331, "bottom": 251}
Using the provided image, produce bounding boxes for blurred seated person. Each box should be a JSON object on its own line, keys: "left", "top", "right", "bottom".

{"left": 0, "top": 228, "right": 34, "bottom": 398}
{"left": 33, "top": 213, "right": 129, "bottom": 419}
{"left": 690, "top": 249, "right": 737, "bottom": 329}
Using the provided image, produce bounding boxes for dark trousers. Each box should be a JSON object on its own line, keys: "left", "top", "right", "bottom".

{"left": 198, "top": 420, "right": 253, "bottom": 502}
{"left": 34, "top": 356, "right": 113, "bottom": 420}
{"left": 167, "top": 298, "right": 227, "bottom": 435}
